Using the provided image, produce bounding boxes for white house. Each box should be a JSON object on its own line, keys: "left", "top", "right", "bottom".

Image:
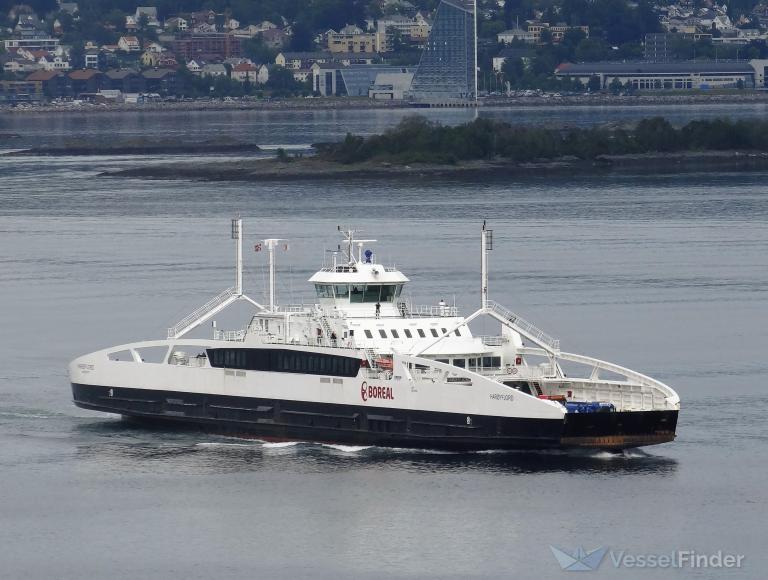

{"left": 187, "top": 59, "right": 204, "bottom": 73}
{"left": 165, "top": 17, "right": 188, "bottom": 32}
{"left": 118, "top": 36, "right": 141, "bottom": 52}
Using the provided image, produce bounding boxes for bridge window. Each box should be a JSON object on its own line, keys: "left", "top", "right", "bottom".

{"left": 403, "top": 329, "right": 412, "bottom": 338}
{"left": 417, "top": 329, "right": 426, "bottom": 338}
{"left": 378, "top": 329, "right": 387, "bottom": 338}
{"left": 364, "top": 329, "right": 373, "bottom": 339}
{"left": 391, "top": 329, "right": 400, "bottom": 338}
{"left": 349, "top": 284, "right": 404, "bottom": 303}
{"left": 334, "top": 284, "right": 349, "bottom": 298}
{"left": 430, "top": 329, "right": 439, "bottom": 337}
{"left": 315, "top": 284, "right": 333, "bottom": 298}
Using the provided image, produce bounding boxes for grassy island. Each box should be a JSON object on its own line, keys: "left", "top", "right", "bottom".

{"left": 102, "top": 115, "right": 768, "bottom": 182}
{"left": 316, "top": 115, "right": 768, "bottom": 165}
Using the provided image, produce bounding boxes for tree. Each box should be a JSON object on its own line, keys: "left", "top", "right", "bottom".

{"left": 290, "top": 19, "right": 314, "bottom": 51}
{"left": 587, "top": 74, "right": 601, "bottom": 92}
{"left": 244, "top": 37, "right": 276, "bottom": 65}
{"left": 608, "top": 77, "right": 623, "bottom": 94}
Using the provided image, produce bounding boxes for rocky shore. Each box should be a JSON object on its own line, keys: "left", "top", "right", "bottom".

{"left": 5, "top": 92, "right": 768, "bottom": 115}
{"left": 102, "top": 150, "right": 768, "bottom": 182}
{"left": 3, "top": 139, "right": 261, "bottom": 156}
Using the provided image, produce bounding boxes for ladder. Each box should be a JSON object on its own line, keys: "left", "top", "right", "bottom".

{"left": 486, "top": 300, "right": 560, "bottom": 354}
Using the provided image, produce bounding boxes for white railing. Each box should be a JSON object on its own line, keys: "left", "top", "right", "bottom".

{"left": 478, "top": 335, "right": 508, "bottom": 346}
{"left": 486, "top": 300, "right": 560, "bottom": 353}
{"left": 168, "top": 286, "right": 237, "bottom": 338}
{"left": 213, "top": 329, "right": 246, "bottom": 341}
{"left": 408, "top": 304, "right": 459, "bottom": 318}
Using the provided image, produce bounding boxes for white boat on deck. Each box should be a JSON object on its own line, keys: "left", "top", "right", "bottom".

{"left": 70, "top": 220, "right": 680, "bottom": 450}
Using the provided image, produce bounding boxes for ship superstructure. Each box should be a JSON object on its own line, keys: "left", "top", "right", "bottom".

{"left": 70, "top": 220, "right": 679, "bottom": 450}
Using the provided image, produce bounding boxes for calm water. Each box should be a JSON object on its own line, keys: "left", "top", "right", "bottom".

{"left": 0, "top": 108, "right": 767, "bottom": 579}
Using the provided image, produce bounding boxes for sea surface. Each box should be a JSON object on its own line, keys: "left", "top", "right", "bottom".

{"left": 0, "top": 106, "right": 767, "bottom": 579}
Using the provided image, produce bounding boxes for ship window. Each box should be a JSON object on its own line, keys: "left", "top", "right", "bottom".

{"left": 403, "top": 329, "right": 412, "bottom": 338}
{"left": 482, "top": 356, "right": 501, "bottom": 368}
{"left": 394, "top": 284, "right": 403, "bottom": 298}
{"left": 333, "top": 284, "right": 349, "bottom": 299}
{"left": 454, "top": 329, "right": 462, "bottom": 337}
{"left": 436, "top": 358, "right": 449, "bottom": 364}
{"left": 364, "top": 329, "right": 373, "bottom": 339}
{"left": 441, "top": 328, "right": 447, "bottom": 334}
{"left": 380, "top": 285, "right": 396, "bottom": 302}
{"left": 364, "top": 285, "right": 381, "bottom": 302}
{"left": 417, "top": 329, "right": 426, "bottom": 338}
{"left": 453, "top": 358, "right": 465, "bottom": 368}
{"left": 430, "top": 329, "right": 439, "bottom": 337}
{"left": 391, "top": 329, "right": 399, "bottom": 338}
{"left": 315, "top": 284, "right": 333, "bottom": 298}
{"left": 350, "top": 284, "right": 365, "bottom": 303}
{"left": 207, "top": 348, "right": 360, "bottom": 377}
{"left": 378, "top": 329, "right": 387, "bottom": 338}
{"left": 468, "top": 358, "right": 478, "bottom": 370}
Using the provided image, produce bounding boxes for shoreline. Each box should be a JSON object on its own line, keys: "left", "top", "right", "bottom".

{"left": 102, "top": 150, "right": 768, "bottom": 182}
{"left": 5, "top": 92, "right": 768, "bottom": 115}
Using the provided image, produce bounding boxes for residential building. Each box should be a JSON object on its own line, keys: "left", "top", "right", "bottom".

{"left": 135, "top": 7, "right": 160, "bottom": 28}
{"left": 231, "top": 63, "right": 269, "bottom": 84}
{"left": 106, "top": 69, "right": 146, "bottom": 93}
{"left": 326, "top": 25, "right": 386, "bottom": 53}
{"left": 375, "top": 13, "right": 432, "bottom": 41}
{"left": 276, "top": 51, "right": 379, "bottom": 70}
{"left": 554, "top": 61, "right": 758, "bottom": 90}
{"left": 498, "top": 22, "right": 588, "bottom": 45}
{"left": 492, "top": 48, "right": 534, "bottom": 72}
{"left": 118, "top": 36, "right": 141, "bottom": 52}
{"left": 142, "top": 68, "right": 180, "bottom": 95}
{"left": 187, "top": 59, "right": 204, "bottom": 74}
{"left": 39, "top": 54, "right": 70, "bottom": 71}
{"left": 26, "top": 69, "right": 71, "bottom": 97}
{"left": 201, "top": 63, "right": 227, "bottom": 78}
{"left": 409, "top": 0, "right": 476, "bottom": 101}
{"left": 69, "top": 69, "right": 107, "bottom": 95}
{"left": 171, "top": 33, "right": 243, "bottom": 61}
{"left": 84, "top": 49, "right": 100, "bottom": 69}
{"left": 165, "top": 17, "right": 188, "bottom": 32}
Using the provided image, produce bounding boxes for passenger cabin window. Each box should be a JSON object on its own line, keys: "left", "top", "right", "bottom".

{"left": 403, "top": 329, "right": 412, "bottom": 338}
{"left": 391, "top": 329, "right": 399, "bottom": 338}
{"left": 349, "top": 284, "right": 404, "bottom": 303}
{"left": 364, "top": 330, "right": 373, "bottom": 339}
{"left": 207, "top": 348, "right": 360, "bottom": 377}
{"left": 418, "top": 329, "right": 426, "bottom": 338}
{"left": 482, "top": 356, "right": 502, "bottom": 368}
{"left": 453, "top": 358, "right": 466, "bottom": 368}
{"left": 378, "top": 329, "right": 387, "bottom": 338}
{"left": 436, "top": 358, "right": 449, "bottom": 364}
{"left": 430, "top": 329, "right": 439, "bottom": 337}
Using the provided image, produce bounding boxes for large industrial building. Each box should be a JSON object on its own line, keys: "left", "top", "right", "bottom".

{"left": 555, "top": 61, "right": 768, "bottom": 91}
{"left": 408, "top": 0, "right": 477, "bottom": 102}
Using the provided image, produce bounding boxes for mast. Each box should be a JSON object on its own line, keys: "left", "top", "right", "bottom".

{"left": 480, "top": 221, "right": 492, "bottom": 309}
{"left": 473, "top": 0, "right": 478, "bottom": 102}
{"left": 232, "top": 217, "right": 242, "bottom": 295}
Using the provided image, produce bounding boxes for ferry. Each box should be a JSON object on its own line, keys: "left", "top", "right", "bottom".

{"left": 70, "top": 220, "right": 680, "bottom": 450}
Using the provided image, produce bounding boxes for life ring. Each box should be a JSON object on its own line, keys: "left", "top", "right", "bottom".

{"left": 511, "top": 367, "right": 518, "bottom": 375}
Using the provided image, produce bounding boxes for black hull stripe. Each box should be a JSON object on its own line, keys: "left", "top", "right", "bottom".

{"left": 72, "top": 383, "right": 678, "bottom": 450}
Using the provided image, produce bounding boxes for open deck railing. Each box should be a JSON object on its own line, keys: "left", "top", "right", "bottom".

{"left": 486, "top": 300, "right": 560, "bottom": 353}
{"left": 168, "top": 287, "right": 237, "bottom": 339}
